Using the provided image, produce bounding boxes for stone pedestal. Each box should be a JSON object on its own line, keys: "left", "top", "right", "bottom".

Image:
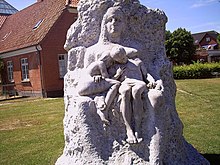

{"left": 56, "top": 73, "right": 209, "bottom": 165}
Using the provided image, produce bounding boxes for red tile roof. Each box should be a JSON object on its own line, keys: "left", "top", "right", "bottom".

{"left": 0, "top": 0, "right": 78, "bottom": 54}
{"left": 192, "top": 30, "right": 219, "bottom": 46}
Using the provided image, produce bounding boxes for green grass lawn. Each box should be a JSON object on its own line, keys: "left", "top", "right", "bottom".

{"left": 0, "top": 98, "right": 65, "bottom": 165}
{"left": 0, "top": 78, "right": 219, "bottom": 165}
{"left": 175, "top": 78, "right": 220, "bottom": 164}
{"left": 176, "top": 78, "right": 220, "bottom": 153}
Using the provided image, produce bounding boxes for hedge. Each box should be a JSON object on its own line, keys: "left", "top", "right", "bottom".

{"left": 173, "top": 62, "right": 220, "bottom": 79}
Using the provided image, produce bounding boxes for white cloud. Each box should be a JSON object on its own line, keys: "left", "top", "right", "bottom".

{"left": 190, "top": 0, "right": 219, "bottom": 8}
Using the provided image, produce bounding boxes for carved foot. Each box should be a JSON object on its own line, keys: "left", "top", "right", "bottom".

{"left": 135, "top": 132, "right": 143, "bottom": 143}
{"left": 126, "top": 130, "right": 137, "bottom": 144}
{"left": 126, "top": 130, "right": 143, "bottom": 144}
{"left": 102, "top": 118, "right": 110, "bottom": 126}
{"left": 97, "top": 109, "right": 110, "bottom": 126}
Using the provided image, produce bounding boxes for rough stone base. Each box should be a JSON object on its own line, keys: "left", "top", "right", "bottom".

{"left": 56, "top": 93, "right": 209, "bottom": 165}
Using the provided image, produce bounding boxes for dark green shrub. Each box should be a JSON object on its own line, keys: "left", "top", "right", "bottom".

{"left": 173, "top": 62, "right": 220, "bottom": 79}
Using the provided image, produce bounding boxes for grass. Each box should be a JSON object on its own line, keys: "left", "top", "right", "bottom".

{"left": 176, "top": 78, "right": 220, "bottom": 153}
{"left": 176, "top": 78, "right": 220, "bottom": 164}
{"left": 0, "top": 98, "right": 65, "bottom": 165}
{"left": 0, "top": 78, "right": 219, "bottom": 165}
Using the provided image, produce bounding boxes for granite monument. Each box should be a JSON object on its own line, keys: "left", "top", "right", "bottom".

{"left": 56, "top": 0, "right": 210, "bottom": 164}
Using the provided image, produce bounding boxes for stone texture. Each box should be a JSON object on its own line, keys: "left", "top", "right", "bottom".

{"left": 56, "top": 0, "right": 210, "bottom": 164}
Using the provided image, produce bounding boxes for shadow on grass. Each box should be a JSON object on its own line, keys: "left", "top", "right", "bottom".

{"left": 0, "top": 96, "right": 30, "bottom": 102}
{"left": 202, "top": 154, "right": 220, "bottom": 165}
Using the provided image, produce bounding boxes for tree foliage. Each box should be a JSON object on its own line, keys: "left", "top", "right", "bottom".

{"left": 165, "top": 28, "right": 196, "bottom": 64}
{"left": 165, "top": 30, "right": 172, "bottom": 41}
{"left": 217, "top": 34, "right": 220, "bottom": 47}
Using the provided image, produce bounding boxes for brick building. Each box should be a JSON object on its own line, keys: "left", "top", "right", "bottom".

{"left": 192, "top": 30, "right": 220, "bottom": 62}
{"left": 192, "top": 30, "right": 219, "bottom": 50}
{"left": 0, "top": 0, "right": 78, "bottom": 97}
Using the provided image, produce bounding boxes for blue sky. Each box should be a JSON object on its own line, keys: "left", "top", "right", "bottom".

{"left": 6, "top": 0, "right": 220, "bottom": 34}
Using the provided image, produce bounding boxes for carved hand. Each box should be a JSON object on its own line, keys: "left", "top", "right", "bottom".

{"left": 155, "top": 80, "right": 164, "bottom": 91}
{"left": 147, "top": 80, "right": 164, "bottom": 91}
{"left": 147, "top": 82, "right": 156, "bottom": 89}
{"left": 93, "top": 75, "right": 104, "bottom": 83}
{"left": 114, "top": 66, "right": 126, "bottom": 79}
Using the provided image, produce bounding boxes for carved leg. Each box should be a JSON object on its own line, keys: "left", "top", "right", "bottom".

{"left": 131, "top": 81, "right": 146, "bottom": 143}
{"left": 104, "top": 79, "right": 121, "bottom": 113}
{"left": 119, "top": 84, "right": 137, "bottom": 144}
{"left": 97, "top": 109, "right": 110, "bottom": 126}
{"left": 100, "top": 79, "right": 120, "bottom": 125}
{"left": 94, "top": 96, "right": 110, "bottom": 125}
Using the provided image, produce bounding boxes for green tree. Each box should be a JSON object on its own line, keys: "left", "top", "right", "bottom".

{"left": 217, "top": 34, "right": 220, "bottom": 49}
{"left": 165, "top": 30, "right": 172, "bottom": 40}
{"left": 165, "top": 28, "right": 196, "bottom": 64}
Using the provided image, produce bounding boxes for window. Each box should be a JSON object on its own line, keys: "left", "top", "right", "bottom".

{"left": 33, "top": 19, "right": 43, "bottom": 30}
{"left": 1, "top": 31, "right": 12, "bottom": 41}
{"left": 21, "top": 58, "right": 29, "bottom": 81}
{"left": 7, "top": 61, "right": 14, "bottom": 82}
{"left": 206, "top": 37, "right": 211, "bottom": 42}
{"left": 58, "top": 54, "right": 67, "bottom": 78}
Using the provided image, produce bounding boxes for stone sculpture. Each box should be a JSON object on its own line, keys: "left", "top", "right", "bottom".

{"left": 56, "top": 0, "right": 210, "bottom": 164}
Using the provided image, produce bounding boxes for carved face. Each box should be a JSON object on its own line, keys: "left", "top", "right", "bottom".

{"left": 111, "top": 46, "right": 128, "bottom": 64}
{"left": 105, "top": 8, "right": 125, "bottom": 38}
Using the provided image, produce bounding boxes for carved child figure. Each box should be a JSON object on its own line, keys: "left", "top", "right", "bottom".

{"left": 77, "top": 52, "right": 121, "bottom": 126}
{"left": 109, "top": 46, "right": 156, "bottom": 144}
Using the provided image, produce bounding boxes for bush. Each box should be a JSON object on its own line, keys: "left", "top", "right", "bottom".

{"left": 173, "top": 62, "right": 220, "bottom": 79}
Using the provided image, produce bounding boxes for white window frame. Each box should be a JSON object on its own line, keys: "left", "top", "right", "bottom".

{"left": 21, "top": 58, "right": 29, "bottom": 81}
{"left": 58, "top": 54, "right": 68, "bottom": 78}
{"left": 33, "top": 19, "right": 44, "bottom": 30}
{"left": 7, "top": 61, "right": 14, "bottom": 82}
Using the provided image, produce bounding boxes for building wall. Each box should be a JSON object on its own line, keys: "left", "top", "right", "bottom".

{"left": 2, "top": 51, "right": 42, "bottom": 97}
{"left": 40, "top": 10, "right": 77, "bottom": 97}
{"left": 193, "top": 49, "right": 208, "bottom": 62}
{"left": 1, "top": 10, "right": 77, "bottom": 98}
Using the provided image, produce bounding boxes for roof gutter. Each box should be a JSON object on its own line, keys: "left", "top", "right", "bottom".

{"left": 65, "top": 0, "right": 78, "bottom": 14}
{"left": 0, "top": 45, "right": 42, "bottom": 59}
{"left": 66, "top": 6, "right": 77, "bottom": 13}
